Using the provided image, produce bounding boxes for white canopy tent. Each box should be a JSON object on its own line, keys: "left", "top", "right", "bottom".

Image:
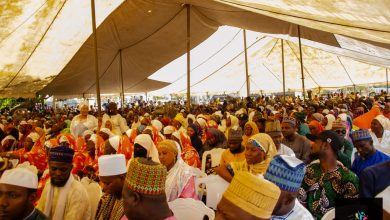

{"left": 0, "top": 0, "right": 389, "bottom": 98}
{"left": 149, "top": 26, "right": 389, "bottom": 96}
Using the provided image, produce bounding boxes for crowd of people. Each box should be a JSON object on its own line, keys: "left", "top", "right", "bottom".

{"left": 0, "top": 91, "right": 390, "bottom": 220}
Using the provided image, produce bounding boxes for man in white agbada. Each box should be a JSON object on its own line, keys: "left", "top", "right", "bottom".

{"left": 37, "top": 146, "right": 92, "bottom": 220}
{"left": 95, "top": 154, "right": 127, "bottom": 220}
{"left": 102, "top": 102, "right": 129, "bottom": 136}
{"left": 0, "top": 164, "right": 48, "bottom": 220}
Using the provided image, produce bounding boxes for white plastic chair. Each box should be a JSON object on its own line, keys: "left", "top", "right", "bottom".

{"left": 201, "top": 148, "right": 226, "bottom": 172}
{"left": 168, "top": 198, "right": 215, "bottom": 220}
{"left": 196, "top": 174, "right": 230, "bottom": 210}
{"left": 321, "top": 208, "right": 335, "bottom": 220}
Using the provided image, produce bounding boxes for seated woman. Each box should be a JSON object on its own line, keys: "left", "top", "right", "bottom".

{"left": 370, "top": 115, "right": 390, "bottom": 153}
{"left": 202, "top": 128, "right": 227, "bottom": 157}
{"left": 172, "top": 131, "right": 201, "bottom": 168}
{"left": 133, "top": 134, "right": 160, "bottom": 163}
{"left": 241, "top": 121, "right": 259, "bottom": 147}
{"left": 157, "top": 140, "right": 198, "bottom": 202}
{"left": 216, "top": 133, "right": 277, "bottom": 182}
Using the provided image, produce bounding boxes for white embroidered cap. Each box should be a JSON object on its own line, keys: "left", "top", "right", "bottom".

{"left": 0, "top": 167, "right": 38, "bottom": 189}
{"left": 98, "top": 154, "right": 127, "bottom": 176}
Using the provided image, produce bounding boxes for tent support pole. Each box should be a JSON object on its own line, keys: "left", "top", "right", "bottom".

{"left": 281, "top": 39, "right": 286, "bottom": 104}
{"left": 387, "top": 68, "right": 389, "bottom": 94}
{"left": 297, "top": 25, "right": 306, "bottom": 103}
{"left": 186, "top": 4, "right": 191, "bottom": 111}
{"left": 91, "top": 0, "right": 101, "bottom": 116}
{"left": 243, "top": 29, "right": 250, "bottom": 97}
{"left": 119, "top": 49, "right": 125, "bottom": 110}
{"left": 53, "top": 96, "right": 56, "bottom": 112}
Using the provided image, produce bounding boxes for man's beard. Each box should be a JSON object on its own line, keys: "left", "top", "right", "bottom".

{"left": 229, "top": 146, "right": 242, "bottom": 154}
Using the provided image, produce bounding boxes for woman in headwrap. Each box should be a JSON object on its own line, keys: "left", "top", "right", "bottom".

{"left": 322, "top": 114, "right": 336, "bottom": 130}
{"left": 217, "top": 133, "right": 277, "bottom": 182}
{"left": 311, "top": 113, "right": 324, "bottom": 123}
{"left": 202, "top": 128, "right": 227, "bottom": 157}
{"left": 224, "top": 115, "right": 239, "bottom": 139}
{"left": 172, "top": 131, "right": 201, "bottom": 168}
{"left": 242, "top": 121, "right": 259, "bottom": 147}
{"left": 308, "top": 120, "right": 324, "bottom": 135}
{"left": 70, "top": 103, "right": 98, "bottom": 138}
{"left": 1, "top": 128, "right": 48, "bottom": 174}
{"left": 133, "top": 134, "right": 160, "bottom": 163}
{"left": 370, "top": 115, "right": 390, "bottom": 151}
{"left": 186, "top": 124, "right": 203, "bottom": 153}
{"left": 157, "top": 140, "right": 198, "bottom": 202}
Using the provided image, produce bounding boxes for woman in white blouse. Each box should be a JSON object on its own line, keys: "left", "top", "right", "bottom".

{"left": 70, "top": 103, "right": 98, "bottom": 138}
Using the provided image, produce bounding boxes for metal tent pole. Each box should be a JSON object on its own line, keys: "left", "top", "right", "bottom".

{"left": 281, "top": 39, "right": 286, "bottom": 104}
{"left": 387, "top": 68, "right": 389, "bottom": 94}
{"left": 186, "top": 4, "right": 191, "bottom": 111}
{"left": 297, "top": 25, "right": 306, "bottom": 103}
{"left": 91, "top": 0, "right": 101, "bottom": 116}
{"left": 119, "top": 49, "right": 125, "bottom": 110}
{"left": 243, "top": 29, "right": 250, "bottom": 97}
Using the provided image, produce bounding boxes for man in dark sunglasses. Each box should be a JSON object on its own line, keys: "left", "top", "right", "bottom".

{"left": 331, "top": 120, "right": 354, "bottom": 168}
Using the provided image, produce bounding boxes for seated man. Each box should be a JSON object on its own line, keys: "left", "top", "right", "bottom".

{"left": 122, "top": 157, "right": 176, "bottom": 220}
{"left": 265, "top": 120, "right": 295, "bottom": 157}
{"left": 0, "top": 166, "right": 48, "bottom": 220}
{"left": 265, "top": 155, "right": 313, "bottom": 220}
{"left": 95, "top": 154, "right": 127, "bottom": 220}
{"left": 219, "top": 126, "right": 246, "bottom": 167}
{"left": 299, "top": 131, "right": 359, "bottom": 220}
{"left": 215, "top": 172, "right": 281, "bottom": 220}
{"left": 37, "top": 146, "right": 92, "bottom": 220}
{"left": 351, "top": 129, "right": 390, "bottom": 177}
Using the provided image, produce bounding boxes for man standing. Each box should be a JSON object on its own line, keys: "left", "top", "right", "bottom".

{"left": 351, "top": 129, "right": 390, "bottom": 177}
{"left": 264, "top": 155, "right": 313, "bottom": 220}
{"left": 95, "top": 154, "right": 127, "bottom": 220}
{"left": 300, "top": 131, "right": 359, "bottom": 220}
{"left": 122, "top": 157, "right": 176, "bottom": 220}
{"left": 103, "top": 102, "right": 129, "bottom": 136}
{"left": 215, "top": 172, "right": 281, "bottom": 220}
{"left": 281, "top": 117, "right": 311, "bottom": 163}
{"left": 0, "top": 166, "right": 48, "bottom": 220}
{"left": 37, "top": 146, "right": 92, "bottom": 220}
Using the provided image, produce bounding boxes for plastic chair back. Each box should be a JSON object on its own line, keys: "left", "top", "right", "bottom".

{"left": 196, "top": 174, "right": 229, "bottom": 210}
{"left": 201, "top": 148, "right": 225, "bottom": 172}
{"left": 169, "top": 198, "right": 215, "bottom": 220}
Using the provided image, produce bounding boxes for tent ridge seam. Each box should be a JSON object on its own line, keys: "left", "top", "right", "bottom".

{"left": 121, "top": 7, "right": 185, "bottom": 51}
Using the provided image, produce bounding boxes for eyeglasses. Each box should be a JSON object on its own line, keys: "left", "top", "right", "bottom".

{"left": 334, "top": 129, "right": 346, "bottom": 135}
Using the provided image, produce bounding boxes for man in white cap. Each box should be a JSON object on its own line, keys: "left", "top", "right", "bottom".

{"left": 163, "top": 126, "right": 175, "bottom": 140}
{"left": 0, "top": 166, "right": 48, "bottom": 220}
{"left": 95, "top": 154, "right": 127, "bottom": 220}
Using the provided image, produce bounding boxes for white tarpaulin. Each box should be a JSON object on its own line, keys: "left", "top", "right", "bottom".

{"left": 149, "top": 27, "right": 388, "bottom": 96}
{"left": 0, "top": 0, "right": 389, "bottom": 97}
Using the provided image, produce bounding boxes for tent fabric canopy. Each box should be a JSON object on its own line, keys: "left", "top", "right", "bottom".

{"left": 0, "top": 0, "right": 389, "bottom": 98}
{"left": 149, "top": 28, "right": 388, "bottom": 96}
